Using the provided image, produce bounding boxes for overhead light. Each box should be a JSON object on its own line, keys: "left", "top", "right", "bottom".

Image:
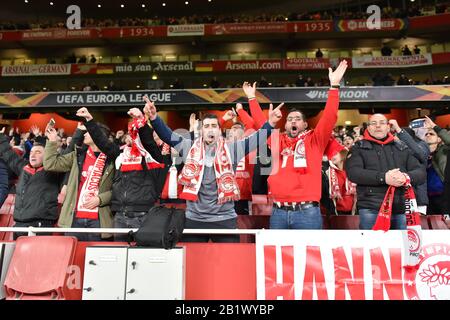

{"left": 141, "top": 4, "right": 145, "bottom": 7}
{"left": 136, "top": 85, "right": 141, "bottom": 89}
{"left": 185, "top": 1, "right": 189, "bottom": 4}
{"left": 152, "top": 74, "right": 158, "bottom": 80}
{"left": 208, "top": 0, "right": 212, "bottom": 2}
{"left": 345, "top": 121, "right": 352, "bottom": 125}
{"left": 120, "top": 4, "right": 124, "bottom": 8}
{"left": 49, "top": 1, "right": 54, "bottom": 5}
{"left": 97, "top": 4, "right": 101, "bottom": 8}
{"left": 162, "top": 2, "right": 166, "bottom": 6}
{"left": 24, "top": 0, "right": 29, "bottom": 3}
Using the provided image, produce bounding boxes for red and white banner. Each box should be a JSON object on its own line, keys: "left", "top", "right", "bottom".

{"left": 213, "top": 60, "right": 283, "bottom": 71}
{"left": 167, "top": 24, "right": 205, "bottom": 36}
{"left": 352, "top": 54, "right": 433, "bottom": 68}
{"left": 283, "top": 58, "right": 331, "bottom": 70}
{"left": 1, "top": 64, "right": 71, "bottom": 77}
{"left": 20, "top": 28, "right": 93, "bottom": 40}
{"left": 256, "top": 230, "right": 450, "bottom": 300}
{"left": 336, "top": 18, "right": 406, "bottom": 32}
{"left": 206, "top": 23, "right": 287, "bottom": 35}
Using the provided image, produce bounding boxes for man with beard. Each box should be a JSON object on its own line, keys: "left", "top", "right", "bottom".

{"left": 268, "top": 60, "right": 348, "bottom": 229}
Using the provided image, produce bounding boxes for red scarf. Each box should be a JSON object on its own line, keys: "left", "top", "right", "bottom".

{"left": 363, "top": 131, "right": 395, "bottom": 145}
{"left": 328, "top": 163, "right": 356, "bottom": 201}
{"left": 116, "top": 118, "right": 164, "bottom": 172}
{"left": 372, "top": 174, "right": 423, "bottom": 268}
{"left": 76, "top": 147, "right": 107, "bottom": 219}
{"left": 23, "top": 165, "right": 44, "bottom": 175}
{"left": 278, "top": 130, "right": 311, "bottom": 173}
{"left": 178, "top": 137, "right": 240, "bottom": 204}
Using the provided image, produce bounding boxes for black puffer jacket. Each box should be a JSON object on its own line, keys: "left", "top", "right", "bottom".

{"left": 345, "top": 138, "right": 426, "bottom": 213}
{"left": 85, "top": 120, "right": 164, "bottom": 214}
{"left": 0, "top": 133, "right": 61, "bottom": 222}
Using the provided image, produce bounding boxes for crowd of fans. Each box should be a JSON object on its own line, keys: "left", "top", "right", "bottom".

{"left": 0, "top": 3, "right": 447, "bottom": 31}
{"left": 0, "top": 60, "right": 449, "bottom": 243}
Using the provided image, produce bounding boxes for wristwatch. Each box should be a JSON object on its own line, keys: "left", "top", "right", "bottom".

{"left": 331, "top": 85, "right": 340, "bottom": 89}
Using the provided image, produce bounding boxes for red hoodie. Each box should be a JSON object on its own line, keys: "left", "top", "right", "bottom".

{"left": 267, "top": 89, "right": 340, "bottom": 203}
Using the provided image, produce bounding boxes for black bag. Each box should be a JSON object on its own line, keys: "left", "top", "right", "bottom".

{"left": 130, "top": 206, "right": 186, "bottom": 249}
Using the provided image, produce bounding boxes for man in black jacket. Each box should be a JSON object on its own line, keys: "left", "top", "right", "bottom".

{"left": 76, "top": 106, "right": 164, "bottom": 241}
{"left": 345, "top": 114, "right": 426, "bottom": 230}
{"left": 0, "top": 129, "right": 61, "bottom": 239}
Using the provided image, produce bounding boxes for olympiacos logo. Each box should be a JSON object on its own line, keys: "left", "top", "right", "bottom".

{"left": 405, "top": 244, "right": 450, "bottom": 300}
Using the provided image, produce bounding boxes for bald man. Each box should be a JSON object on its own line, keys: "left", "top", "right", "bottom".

{"left": 345, "top": 114, "right": 426, "bottom": 229}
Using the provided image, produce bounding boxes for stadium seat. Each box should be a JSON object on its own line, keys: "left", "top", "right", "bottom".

{"left": 328, "top": 215, "right": 360, "bottom": 229}
{"left": 0, "top": 214, "right": 14, "bottom": 241}
{"left": 428, "top": 215, "right": 449, "bottom": 230}
{"left": 237, "top": 215, "right": 270, "bottom": 243}
{"left": 4, "top": 236, "right": 77, "bottom": 300}
{"left": 420, "top": 215, "right": 430, "bottom": 229}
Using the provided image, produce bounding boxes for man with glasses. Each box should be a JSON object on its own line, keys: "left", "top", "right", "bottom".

{"left": 345, "top": 114, "right": 426, "bottom": 229}
{"left": 423, "top": 116, "right": 450, "bottom": 215}
{"left": 267, "top": 60, "right": 348, "bottom": 229}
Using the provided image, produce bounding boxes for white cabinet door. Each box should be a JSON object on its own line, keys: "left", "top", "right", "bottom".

{"left": 82, "top": 247, "right": 128, "bottom": 300}
{"left": 0, "top": 243, "right": 15, "bottom": 300}
{"left": 126, "top": 247, "right": 185, "bottom": 300}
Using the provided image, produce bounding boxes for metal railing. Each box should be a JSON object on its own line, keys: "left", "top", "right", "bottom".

{"left": 0, "top": 227, "right": 262, "bottom": 237}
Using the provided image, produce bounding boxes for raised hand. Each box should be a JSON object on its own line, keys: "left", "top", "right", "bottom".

{"left": 45, "top": 126, "right": 58, "bottom": 142}
{"left": 222, "top": 110, "right": 235, "bottom": 122}
{"left": 115, "top": 130, "right": 125, "bottom": 139}
{"left": 242, "top": 81, "right": 257, "bottom": 99}
{"left": 143, "top": 95, "right": 157, "bottom": 121}
{"left": 128, "top": 107, "right": 144, "bottom": 119}
{"left": 0, "top": 127, "right": 5, "bottom": 134}
{"left": 268, "top": 102, "right": 284, "bottom": 127}
{"left": 76, "top": 107, "right": 93, "bottom": 121}
{"left": 77, "top": 122, "right": 86, "bottom": 131}
{"left": 235, "top": 103, "right": 243, "bottom": 112}
{"left": 328, "top": 60, "right": 348, "bottom": 86}
{"left": 30, "top": 125, "right": 41, "bottom": 137}
{"left": 424, "top": 115, "right": 437, "bottom": 129}
{"left": 388, "top": 119, "right": 401, "bottom": 133}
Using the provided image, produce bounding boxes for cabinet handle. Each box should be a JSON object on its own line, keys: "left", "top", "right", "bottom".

{"left": 127, "top": 289, "right": 135, "bottom": 294}
{"left": 131, "top": 261, "right": 137, "bottom": 270}
{"left": 83, "top": 287, "right": 92, "bottom": 292}
{"left": 89, "top": 260, "right": 97, "bottom": 266}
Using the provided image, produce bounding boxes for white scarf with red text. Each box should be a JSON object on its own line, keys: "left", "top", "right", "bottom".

{"left": 178, "top": 136, "right": 240, "bottom": 204}
{"left": 77, "top": 147, "right": 107, "bottom": 216}
{"left": 116, "top": 118, "right": 164, "bottom": 172}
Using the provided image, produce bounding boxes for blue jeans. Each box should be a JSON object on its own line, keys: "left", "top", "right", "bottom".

{"left": 66, "top": 218, "right": 102, "bottom": 242}
{"left": 359, "top": 208, "right": 406, "bottom": 230}
{"left": 270, "top": 206, "right": 322, "bottom": 229}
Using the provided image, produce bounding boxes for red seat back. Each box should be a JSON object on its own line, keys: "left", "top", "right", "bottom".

{"left": 237, "top": 215, "right": 270, "bottom": 243}
{"left": 4, "top": 236, "right": 77, "bottom": 300}
{"left": 427, "top": 215, "right": 449, "bottom": 230}
{"left": 328, "top": 215, "right": 360, "bottom": 229}
{"left": 420, "top": 215, "right": 430, "bottom": 229}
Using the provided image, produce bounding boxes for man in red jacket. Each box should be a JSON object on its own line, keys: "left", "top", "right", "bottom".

{"left": 268, "top": 60, "right": 348, "bottom": 229}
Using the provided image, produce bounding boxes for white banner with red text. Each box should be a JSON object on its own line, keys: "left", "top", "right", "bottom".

{"left": 256, "top": 230, "right": 450, "bottom": 300}
{"left": 1, "top": 64, "right": 71, "bottom": 76}
{"left": 351, "top": 54, "right": 433, "bottom": 68}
